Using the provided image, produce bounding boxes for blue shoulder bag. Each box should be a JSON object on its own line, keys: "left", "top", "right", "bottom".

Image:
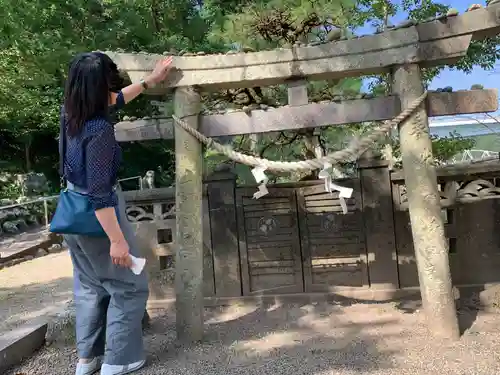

{"left": 49, "top": 123, "right": 109, "bottom": 237}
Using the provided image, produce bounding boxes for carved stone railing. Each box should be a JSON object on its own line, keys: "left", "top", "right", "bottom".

{"left": 123, "top": 188, "right": 177, "bottom": 261}
{"left": 123, "top": 185, "right": 216, "bottom": 299}
{"left": 124, "top": 188, "right": 176, "bottom": 223}
{"left": 391, "top": 159, "right": 500, "bottom": 210}
{"left": 122, "top": 185, "right": 209, "bottom": 257}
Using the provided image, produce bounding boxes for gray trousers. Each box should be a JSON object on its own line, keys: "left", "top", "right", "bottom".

{"left": 64, "top": 186, "right": 149, "bottom": 366}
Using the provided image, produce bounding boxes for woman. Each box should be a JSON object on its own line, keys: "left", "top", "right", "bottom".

{"left": 70, "top": 52, "right": 151, "bottom": 331}
{"left": 61, "top": 52, "right": 172, "bottom": 375}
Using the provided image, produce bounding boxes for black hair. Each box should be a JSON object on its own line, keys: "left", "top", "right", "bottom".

{"left": 93, "top": 51, "right": 125, "bottom": 91}
{"left": 63, "top": 52, "right": 116, "bottom": 136}
{"left": 91, "top": 52, "right": 126, "bottom": 125}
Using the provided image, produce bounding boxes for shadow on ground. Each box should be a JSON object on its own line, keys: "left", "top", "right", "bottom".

{"left": 391, "top": 284, "right": 499, "bottom": 335}
{"left": 143, "top": 299, "right": 404, "bottom": 374}
{"left": 7, "top": 290, "right": 500, "bottom": 375}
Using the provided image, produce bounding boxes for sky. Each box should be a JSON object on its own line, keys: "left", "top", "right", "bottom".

{"left": 358, "top": 0, "right": 500, "bottom": 120}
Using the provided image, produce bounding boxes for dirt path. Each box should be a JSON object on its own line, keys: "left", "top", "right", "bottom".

{"left": 0, "top": 250, "right": 73, "bottom": 335}
{"left": 7, "top": 299, "right": 500, "bottom": 375}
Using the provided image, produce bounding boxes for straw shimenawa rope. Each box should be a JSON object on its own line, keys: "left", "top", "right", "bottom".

{"left": 172, "top": 91, "right": 427, "bottom": 173}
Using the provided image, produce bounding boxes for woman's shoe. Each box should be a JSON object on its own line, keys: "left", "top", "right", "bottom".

{"left": 100, "top": 360, "right": 146, "bottom": 375}
{"left": 75, "top": 357, "right": 100, "bottom": 375}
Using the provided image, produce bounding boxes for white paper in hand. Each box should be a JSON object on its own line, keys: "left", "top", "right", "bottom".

{"left": 129, "top": 255, "right": 146, "bottom": 275}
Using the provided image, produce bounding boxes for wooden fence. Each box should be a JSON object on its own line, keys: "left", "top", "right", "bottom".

{"left": 123, "top": 159, "right": 500, "bottom": 302}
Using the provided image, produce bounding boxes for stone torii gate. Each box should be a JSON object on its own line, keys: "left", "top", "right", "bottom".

{"left": 107, "top": 5, "right": 500, "bottom": 342}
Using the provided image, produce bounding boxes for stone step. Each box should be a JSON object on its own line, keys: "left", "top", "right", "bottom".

{"left": 0, "top": 228, "right": 61, "bottom": 264}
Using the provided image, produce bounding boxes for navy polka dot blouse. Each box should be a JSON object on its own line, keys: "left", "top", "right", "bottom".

{"left": 59, "top": 92, "right": 125, "bottom": 210}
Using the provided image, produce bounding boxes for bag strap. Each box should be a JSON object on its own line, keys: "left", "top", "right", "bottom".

{"left": 59, "top": 107, "right": 67, "bottom": 187}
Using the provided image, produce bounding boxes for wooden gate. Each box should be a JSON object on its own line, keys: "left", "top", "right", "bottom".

{"left": 296, "top": 181, "right": 369, "bottom": 293}
{"left": 236, "top": 180, "right": 369, "bottom": 296}
{"left": 236, "top": 187, "right": 304, "bottom": 295}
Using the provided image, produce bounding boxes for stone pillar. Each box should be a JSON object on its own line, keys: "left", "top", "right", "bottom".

{"left": 173, "top": 86, "right": 203, "bottom": 343}
{"left": 392, "top": 64, "right": 459, "bottom": 340}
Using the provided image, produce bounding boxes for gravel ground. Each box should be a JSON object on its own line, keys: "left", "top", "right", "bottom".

{"left": 7, "top": 299, "right": 500, "bottom": 375}
{"left": 0, "top": 250, "right": 73, "bottom": 334}
{"left": 3, "top": 250, "right": 500, "bottom": 374}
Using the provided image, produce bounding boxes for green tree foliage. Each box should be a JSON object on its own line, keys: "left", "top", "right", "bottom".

{"left": 0, "top": 0, "right": 202, "bottom": 183}
{"left": 0, "top": 0, "right": 498, "bottom": 192}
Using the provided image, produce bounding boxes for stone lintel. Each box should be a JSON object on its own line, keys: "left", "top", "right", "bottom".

{"left": 115, "top": 89, "right": 498, "bottom": 142}
{"left": 108, "top": 29, "right": 471, "bottom": 91}
{"left": 416, "top": 4, "right": 500, "bottom": 42}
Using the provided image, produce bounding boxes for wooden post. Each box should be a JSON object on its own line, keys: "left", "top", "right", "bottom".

{"left": 43, "top": 200, "right": 49, "bottom": 227}
{"left": 206, "top": 170, "right": 241, "bottom": 297}
{"left": 173, "top": 86, "right": 204, "bottom": 343}
{"left": 358, "top": 159, "right": 399, "bottom": 290}
{"left": 391, "top": 64, "right": 459, "bottom": 340}
{"left": 287, "top": 80, "right": 324, "bottom": 160}
{"left": 287, "top": 79, "right": 308, "bottom": 107}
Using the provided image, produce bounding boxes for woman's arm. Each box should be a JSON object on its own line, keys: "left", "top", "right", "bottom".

{"left": 120, "top": 79, "right": 152, "bottom": 104}
{"left": 112, "top": 56, "right": 173, "bottom": 105}
{"left": 85, "top": 121, "right": 125, "bottom": 245}
{"left": 96, "top": 207, "right": 131, "bottom": 268}
{"left": 95, "top": 208, "right": 126, "bottom": 244}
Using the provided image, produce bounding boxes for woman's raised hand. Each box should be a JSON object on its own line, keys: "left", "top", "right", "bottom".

{"left": 146, "top": 57, "right": 173, "bottom": 86}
